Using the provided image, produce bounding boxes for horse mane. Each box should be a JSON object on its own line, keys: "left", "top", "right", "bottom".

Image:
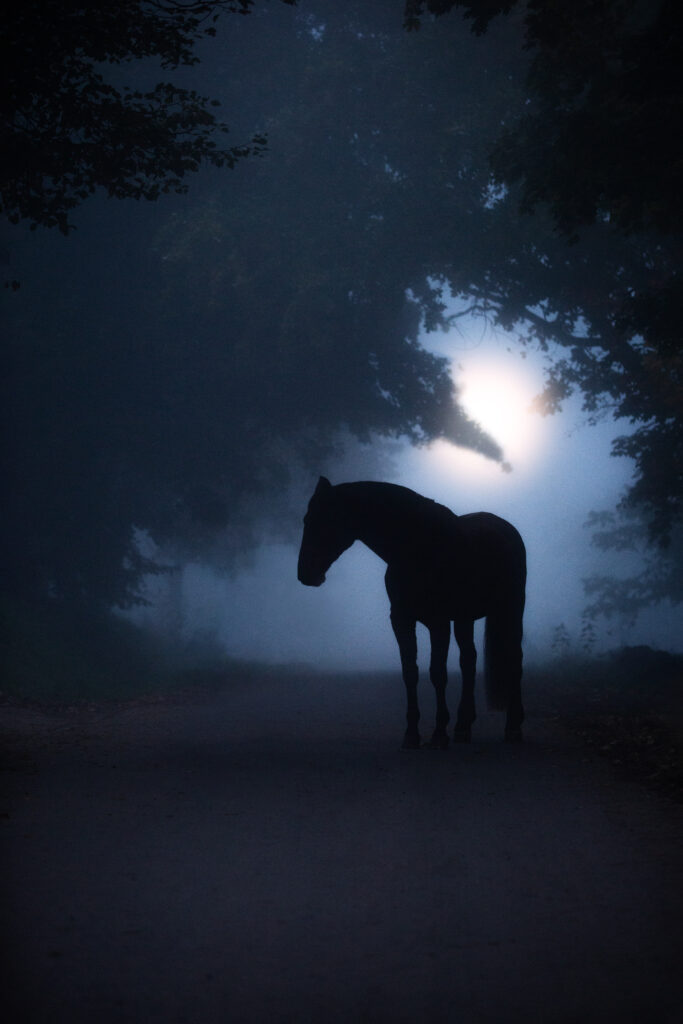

{"left": 335, "top": 481, "right": 457, "bottom": 524}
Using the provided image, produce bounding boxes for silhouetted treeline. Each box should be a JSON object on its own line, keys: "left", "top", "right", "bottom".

{"left": 2, "top": 0, "right": 680, "bottom": 624}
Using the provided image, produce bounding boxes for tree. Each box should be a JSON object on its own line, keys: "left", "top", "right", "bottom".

{"left": 5, "top": 0, "right": 680, "bottom": 623}
{"left": 583, "top": 508, "right": 682, "bottom": 623}
{"left": 403, "top": 0, "right": 683, "bottom": 615}
{"left": 1, "top": 0, "right": 296, "bottom": 234}
{"left": 2, "top": 1, "right": 522, "bottom": 610}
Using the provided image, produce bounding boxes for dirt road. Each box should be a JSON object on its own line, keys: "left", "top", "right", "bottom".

{"left": 2, "top": 669, "right": 682, "bottom": 1023}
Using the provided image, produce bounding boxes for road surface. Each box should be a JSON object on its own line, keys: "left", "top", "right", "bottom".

{"left": 2, "top": 669, "right": 682, "bottom": 1022}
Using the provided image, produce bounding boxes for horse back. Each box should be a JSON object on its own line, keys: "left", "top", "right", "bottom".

{"left": 385, "top": 509, "right": 525, "bottom": 624}
{"left": 456, "top": 512, "right": 525, "bottom": 561}
{"left": 454, "top": 511, "right": 526, "bottom": 592}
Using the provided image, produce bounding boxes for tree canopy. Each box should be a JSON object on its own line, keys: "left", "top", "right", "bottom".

{"left": 404, "top": 0, "right": 682, "bottom": 617}
{"left": 1, "top": 0, "right": 297, "bottom": 233}
{"left": 4, "top": 2, "right": 514, "bottom": 608}
{"left": 2, "top": 0, "right": 681, "bottom": 624}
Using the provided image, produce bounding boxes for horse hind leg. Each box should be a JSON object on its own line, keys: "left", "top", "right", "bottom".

{"left": 504, "top": 650, "right": 524, "bottom": 743}
{"left": 427, "top": 621, "right": 450, "bottom": 749}
{"left": 453, "top": 619, "right": 476, "bottom": 742}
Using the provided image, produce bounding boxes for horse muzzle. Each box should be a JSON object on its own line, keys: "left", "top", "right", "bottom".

{"left": 298, "top": 568, "right": 326, "bottom": 587}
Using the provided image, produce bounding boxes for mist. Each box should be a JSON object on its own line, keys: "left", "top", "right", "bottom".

{"left": 145, "top": 325, "right": 677, "bottom": 672}
{"left": 4, "top": 6, "right": 683, "bottom": 1022}
{"left": 3, "top": 0, "right": 681, "bottom": 690}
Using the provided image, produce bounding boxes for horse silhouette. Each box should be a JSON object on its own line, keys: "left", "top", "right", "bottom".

{"left": 297, "top": 477, "right": 526, "bottom": 747}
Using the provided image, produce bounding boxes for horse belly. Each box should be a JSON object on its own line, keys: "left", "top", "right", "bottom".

{"left": 442, "top": 581, "right": 489, "bottom": 623}
{"left": 400, "top": 568, "right": 489, "bottom": 625}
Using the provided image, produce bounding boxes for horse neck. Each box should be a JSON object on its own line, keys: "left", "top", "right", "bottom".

{"left": 336, "top": 482, "right": 422, "bottom": 565}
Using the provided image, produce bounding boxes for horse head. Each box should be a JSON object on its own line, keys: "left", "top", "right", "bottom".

{"left": 297, "top": 476, "right": 355, "bottom": 587}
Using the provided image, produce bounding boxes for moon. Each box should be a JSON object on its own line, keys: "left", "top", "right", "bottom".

{"left": 459, "top": 358, "right": 541, "bottom": 460}
{"left": 429, "top": 347, "right": 548, "bottom": 482}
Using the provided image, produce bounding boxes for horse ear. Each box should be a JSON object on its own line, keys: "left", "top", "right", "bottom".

{"left": 315, "top": 476, "right": 332, "bottom": 494}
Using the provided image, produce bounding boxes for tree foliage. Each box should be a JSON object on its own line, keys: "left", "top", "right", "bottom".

{"left": 4, "top": 2, "right": 519, "bottom": 609}
{"left": 583, "top": 509, "right": 682, "bottom": 622}
{"left": 1, "top": 0, "right": 296, "bottom": 233}
{"left": 404, "top": 0, "right": 683, "bottom": 611}
{"left": 3, "top": 0, "right": 681, "bottom": 622}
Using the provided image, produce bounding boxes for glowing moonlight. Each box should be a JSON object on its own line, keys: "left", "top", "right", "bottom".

{"left": 431, "top": 350, "right": 547, "bottom": 480}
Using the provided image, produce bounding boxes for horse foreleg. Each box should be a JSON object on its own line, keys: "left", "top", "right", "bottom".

{"left": 390, "top": 610, "right": 420, "bottom": 749}
{"left": 427, "top": 621, "right": 450, "bottom": 749}
{"left": 453, "top": 619, "right": 476, "bottom": 742}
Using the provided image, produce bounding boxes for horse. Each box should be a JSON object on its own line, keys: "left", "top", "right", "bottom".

{"left": 297, "top": 477, "right": 526, "bottom": 748}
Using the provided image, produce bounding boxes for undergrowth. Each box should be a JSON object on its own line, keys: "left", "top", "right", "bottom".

{"left": 526, "top": 648, "right": 683, "bottom": 802}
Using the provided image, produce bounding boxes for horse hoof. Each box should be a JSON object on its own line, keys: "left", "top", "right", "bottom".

{"left": 505, "top": 727, "right": 523, "bottom": 743}
{"left": 401, "top": 733, "right": 421, "bottom": 750}
{"left": 425, "top": 733, "right": 450, "bottom": 750}
{"left": 453, "top": 727, "right": 471, "bottom": 743}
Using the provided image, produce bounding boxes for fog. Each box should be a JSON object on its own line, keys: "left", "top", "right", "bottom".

{"left": 6, "top": 12, "right": 683, "bottom": 1024}
{"left": 4, "top": 0, "right": 681, "bottom": 695}
{"left": 154, "top": 325, "right": 677, "bottom": 672}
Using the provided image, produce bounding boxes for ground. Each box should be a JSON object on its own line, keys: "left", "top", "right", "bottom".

{"left": 2, "top": 667, "right": 682, "bottom": 1023}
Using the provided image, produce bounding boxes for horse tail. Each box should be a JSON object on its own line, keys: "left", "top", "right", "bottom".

{"left": 484, "top": 595, "right": 525, "bottom": 711}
